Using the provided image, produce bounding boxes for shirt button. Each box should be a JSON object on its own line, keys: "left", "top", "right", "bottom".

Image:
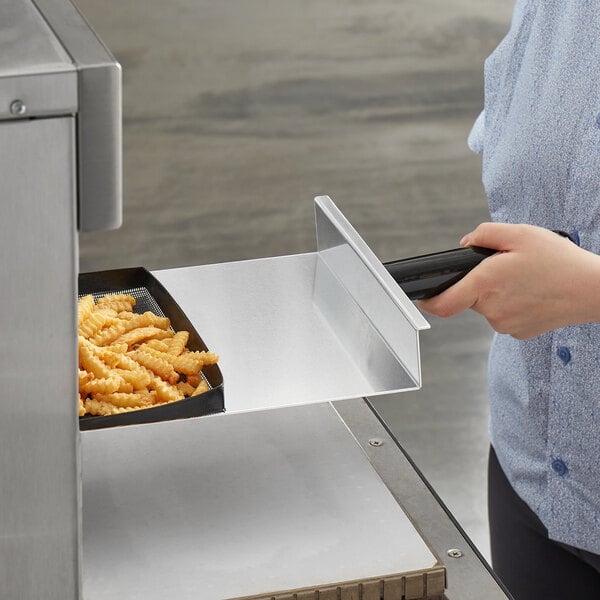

{"left": 557, "top": 346, "right": 571, "bottom": 365}
{"left": 552, "top": 459, "right": 568, "bottom": 476}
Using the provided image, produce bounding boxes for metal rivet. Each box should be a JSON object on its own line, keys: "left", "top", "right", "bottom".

{"left": 10, "top": 100, "right": 26, "bottom": 116}
{"left": 368, "top": 438, "right": 384, "bottom": 447}
{"left": 447, "top": 548, "right": 463, "bottom": 558}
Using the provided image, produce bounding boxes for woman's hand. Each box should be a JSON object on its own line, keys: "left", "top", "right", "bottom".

{"left": 418, "top": 223, "right": 600, "bottom": 339}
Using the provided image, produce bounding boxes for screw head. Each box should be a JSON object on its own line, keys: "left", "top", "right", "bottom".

{"left": 447, "top": 548, "right": 463, "bottom": 558}
{"left": 10, "top": 100, "right": 26, "bottom": 116}
{"left": 368, "top": 438, "right": 384, "bottom": 447}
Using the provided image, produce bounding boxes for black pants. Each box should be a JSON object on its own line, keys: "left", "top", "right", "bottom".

{"left": 488, "top": 446, "right": 600, "bottom": 599}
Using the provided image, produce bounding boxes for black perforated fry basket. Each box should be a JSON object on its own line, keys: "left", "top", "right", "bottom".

{"left": 78, "top": 267, "right": 225, "bottom": 430}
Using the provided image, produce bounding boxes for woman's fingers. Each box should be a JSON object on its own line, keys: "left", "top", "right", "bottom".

{"left": 418, "top": 272, "right": 480, "bottom": 318}
{"left": 461, "top": 222, "right": 530, "bottom": 251}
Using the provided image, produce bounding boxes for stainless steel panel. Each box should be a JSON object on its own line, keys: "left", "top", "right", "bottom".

{"left": 0, "top": 70, "right": 77, "bottom": 120}
{"left": 314, "top": 195, "right": 429, "bottom": 388}
{"left": 31, "top": 0, "right": 122, "bottom": 231}
{"left": 313, "top": 256, "right": 418, "bottom": 394}
{"left": 0, "top": 117, "right": 80, "bottom": 599}
{"left": 0, "top": 0, "right": 77, "bottom": 120}
{"left": 74, "top": 60, "right": 122, "bottom": 231}
{"left": 156, "top": 254, "right": 381, "bottom": 412}
{"left": 82, "top": 403, "right": 437, "bottom": 600}
{"left": 155, "top": 198, "right": 428, "bottom": 412}
{"left": 0, "top": 0, "right": 73, "bottom": 78}
{"left": 0, "top": 0, "right": 121, "bottom": 230}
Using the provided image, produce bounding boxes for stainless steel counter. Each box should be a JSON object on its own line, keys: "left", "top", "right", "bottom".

{"left": 336, "top": 399, "right": 512, "bottom": 600}
{"left": 82, "top": 398, "right": 511, "bottom": 600}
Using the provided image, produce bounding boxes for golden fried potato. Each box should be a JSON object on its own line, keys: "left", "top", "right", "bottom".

{"left": 77, "top": 295, "right": 95, "bottom": 326}
{"left": 97, "top": 293, "right": 136, "bottom": 313}
{"left": 114, "top": 326, "right": 172, "bottom": 348}
{"left": 192, "top": 379, "right": 210, "bottom": 396}
{"left": 80, "top": 375, "right": 121, "bottom": 395}
{"left": 129, "top": 349, "right": 179, "bottom": 385}
{"left": 77, "top": 292, "right": 218, "bottom": 417}
{"left": 167, "top": 330, "right": 190, "bottom": 356}
{"left": 94, "top": 391, "right": 155, "bottom": 409}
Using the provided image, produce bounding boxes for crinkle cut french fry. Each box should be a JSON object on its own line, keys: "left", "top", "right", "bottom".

{"left": 192, "top": 379, "right": 210, "bottom": 396}
{"left": 84, "top": 398, "right": 116, "bottom": 416}
{"left": 84, "top": 398, "right": 138, "bottom": 416}
{"left": 78, "top": 290, "right": 219, "bottom": 417}
{"left": 93, "top": 391, "right": 155, "bottom": 408}
{"left": 93, "top": 346, "right": 123, "bottom": 368}
{"left": 92, "top": 321, "right": 128, "bottom": 347}
{"left": 90, "top": 313, "right": 150, "bottom": 347}
{"left": 129, "top": 349, "right": 179, "bottom": 385}
{"left": 78, "top": 295, "right": 95, "bottom": 326}
{"left": 114, "top": 326, "right": 172, "bottom": 348}
{"left": 172, "top": 354, "right": 203, "bottom": 376}
{"left": 177, "top": 381, "right": 196, "bottom": 397}
{"left": 102, "top": 300, "right": 135, "bottom": 313}
{"left": 115, "top": 311, "right": 170, "bottom": 332}
{"left": 101, "top": 343, "right": 128, "bottom": 355}
{"left": 97, "top": 293, "right": 136, "bottom": 306}
{"left": 151, "top": 378, "right": 184, "bottom": 403}
{"left": 144, "top": 312, "right": 171, "bottom": 330}
{"left": 117, "top": 379, "right": 134, "bottom": 393}
{"left": 136, "top": 345, "right": 202, "bottom": 376}
{"left": 97, "top": 293, "right": 136, "bottom": 313}
{"left": 198, "top": 351, "right": 219, "bottom": 365}
{"left": 80, "top": 375, "right": 121, "bottom": 395}
{"left": 78, "top": 337, "right": 112, "bottom": 379}
{"left": 116, "top": 311, "right": 170, "bottom": 336}
{"left": 79, "top": 310, "right": 113, "bottom": 339}
{"left": 167, "top": 330, "right": 189, "bottom": 356}
{"left": 114, "top": 367, "right": 153, "bottom": 390}
{"left": 117, "top": 310, "right": 136, "bottom": 320}
{"left": 79, "top": 369, "right": 94, "bottom": 387}
{"left": 186, "top": 373, "right": 201, "bottom": 388}
{"left": 143, "top": 338, "right": 170, "bottom": 353}
{"left": 114, "top": 352, "right": 147, "bottom": 371}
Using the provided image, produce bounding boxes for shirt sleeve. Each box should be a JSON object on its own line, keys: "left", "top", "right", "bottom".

{"left": 467, "top": 110, "right": 485, "bottom": 156}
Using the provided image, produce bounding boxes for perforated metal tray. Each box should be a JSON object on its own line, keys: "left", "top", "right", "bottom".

{"left": 78, "top": 267, "right": 224, "bottom": 430}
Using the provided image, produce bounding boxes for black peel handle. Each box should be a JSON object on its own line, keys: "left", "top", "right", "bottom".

{"left": 384, "top": 246, "right": 496, "bottom": 300}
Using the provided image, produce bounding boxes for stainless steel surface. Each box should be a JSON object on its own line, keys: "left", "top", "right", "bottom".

{"left": 0, "top": 0, "right": 77, "bottom": 120}
{"left": 155, "top": 198, "right": 428, "bottom": 413}
{"left": 0, "top": 0, "right": 72, "bottom": 77}
{"left": 334, "top": 399, "right": 511, "bottom": 600}
{"left": 0, "top": 3, "right": 124, "bottom": 597}
{"left": 31, "top": 0, "right": 122, "bottom": 232}
{"left": 315, "top": 195, "right": 429, "bottom": 387}
{"left": 82, "top": 403, "right": 438, "bottom": 600}
{"left": 0, "top": 117, "right": 80, "bottom": 599}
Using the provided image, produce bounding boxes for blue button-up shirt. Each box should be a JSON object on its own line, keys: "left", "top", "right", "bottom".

{"left": 468, "top": 0, "right": 600, "bottom": 553}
